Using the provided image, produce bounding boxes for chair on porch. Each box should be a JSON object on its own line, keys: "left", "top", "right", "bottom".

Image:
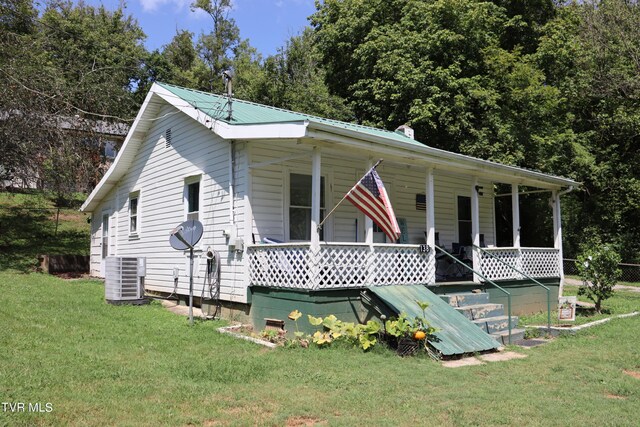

{"left": 437, "top": 243, "right": 472, "bottom": 281}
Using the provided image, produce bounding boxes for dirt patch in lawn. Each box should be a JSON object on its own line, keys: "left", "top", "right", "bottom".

{"left": 623, "top": 370, "right": 640, "bottom": 380}
{"left": 605, "top": 393, "right": 627, "bottom": 400}
{"left": 285, "top": 416, "right": 326, "bottom": 426}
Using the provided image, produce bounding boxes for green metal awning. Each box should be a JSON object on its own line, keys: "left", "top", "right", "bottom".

{"left": 368, "top": 285, "right": 500, "bottom": 357}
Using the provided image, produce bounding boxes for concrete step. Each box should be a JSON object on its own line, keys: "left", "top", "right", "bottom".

{"left": 442, "top": 292, "right": 490, "bottom": 307}
{"left": 456, "top": 303, "right": 504, "bottom": 321}
{"left": 473, "top": 315, "right": 519, "bottom": 334}
{"left": 491, "top": 328, "right": 526, "bottom": 345}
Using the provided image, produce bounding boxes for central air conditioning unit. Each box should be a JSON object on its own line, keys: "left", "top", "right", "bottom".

{"left": 105, "top": 257, "right": 147, "bottom": 304}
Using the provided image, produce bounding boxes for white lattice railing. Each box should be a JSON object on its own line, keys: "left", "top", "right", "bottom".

{"left": 247, "top": 243, "right": 436, "bottom": 290}
{"left": 478, "top": 247, "right": 561, "bottom": 281}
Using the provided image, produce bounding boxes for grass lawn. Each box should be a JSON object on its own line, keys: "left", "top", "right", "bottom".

{"left": 565, "top": 274, "right": 640, "bottom": 288}
{"left": 520, "top": 284, "right": 640, "bottom": 327}
{"left": 1, "top": 273, "right": 639, "bottom": 426}
{"left": 0, "top": 191, "right": 90, "bottom": 272}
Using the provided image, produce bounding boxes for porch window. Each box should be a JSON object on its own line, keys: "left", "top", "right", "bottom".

{"left": 184, "top": 177, "right": 201, "bottom": 221}
{"left": 129, "top": 192, "right": 139, "bottom": 234}
{"left": 457, "top": 195, "right": 472, "bottom": 246}
{"left": 289, "top": 173, "right": 325, "bottom": 240}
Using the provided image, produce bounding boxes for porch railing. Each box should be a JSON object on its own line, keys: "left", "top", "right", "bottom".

{"left": 474, "top": 245, "right": 551, "bottom": 332}
{"left": 478, "top": 247, "right": 561, "bottom": 281}
{"left": 246, "top": 242, "right": 436, "bottom": 290}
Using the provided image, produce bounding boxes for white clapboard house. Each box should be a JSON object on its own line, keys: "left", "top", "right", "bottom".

{"left": 81, "top": 83, "right": 578, "bottom": 354}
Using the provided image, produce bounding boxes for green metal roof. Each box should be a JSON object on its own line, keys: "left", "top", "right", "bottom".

{"left": 155, "top": 82, "right": 579, "bottom": 189}
{"left": 156, "top": 81, "right": 422, "bottom": 147}
{"left": 368, "top": 285, "right": 499, "bottom": 357}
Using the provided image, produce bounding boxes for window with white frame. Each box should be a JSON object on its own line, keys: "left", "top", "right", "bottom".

{"left": 185, "top": 177, "right": 201, "bottom": 221}
{"left": 129, "top": 192, "right": 139, "bottom": 234}
{"left": 289, "top": 173, "right": 325, "bottom": 241}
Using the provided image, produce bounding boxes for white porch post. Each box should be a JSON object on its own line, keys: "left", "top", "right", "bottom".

{"left": 471, "top": 177, "right": 481, "bottom": 283}
{"left": 310, "top": 147, "right": 321, "bottom": 288}
{"left": 552, "top": 190, "right": 565, "bottom": 295}
{"left": 311, "top": 147, "right": 321, "bottom": 247}
{"left": 425, "top": 167, "right": 436, "bottom": 248}
{"left": 512, "top": 184, "right": 521, "bottom": 248}
{"left": 365, "top": 160, "right": 374, "bottom": 245}
{"left": 426, "top": 167, "right": 436, "bottom": 285}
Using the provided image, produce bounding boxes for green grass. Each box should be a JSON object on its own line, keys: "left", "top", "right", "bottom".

{"left": 520, "top": 285, "right": 640, "bottom": 327}
{"left": 0, "top": 191, "right": 90, "bottom": 272}
{"left": 1, "top": 272, "right": 639, "bottom": 426}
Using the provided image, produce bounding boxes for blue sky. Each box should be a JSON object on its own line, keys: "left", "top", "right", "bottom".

{"left": 82, "top": 0, "right": 316, "bottom": 57}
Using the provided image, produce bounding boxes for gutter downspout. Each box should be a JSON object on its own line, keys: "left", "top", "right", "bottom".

{"left": 228, "top": 140, "right": 236, "bottom": 241}
{"left": 558, "top": 185, "right": 575, "bottom": 198}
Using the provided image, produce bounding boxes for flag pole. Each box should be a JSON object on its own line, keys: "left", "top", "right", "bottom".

{"left": 317, "top": 159, "right": 383, "bottom": 231}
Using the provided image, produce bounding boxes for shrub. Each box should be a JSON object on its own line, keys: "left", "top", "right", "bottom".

{"left": 575, "top": 239, "right": 622, "bottom": 313}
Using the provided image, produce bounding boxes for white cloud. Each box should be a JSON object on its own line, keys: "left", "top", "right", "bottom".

{"left": 139, "top": 0, "right": 192, "bottom": 13}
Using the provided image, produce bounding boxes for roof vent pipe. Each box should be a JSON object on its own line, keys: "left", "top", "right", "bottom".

{"left": 396, "top": 124, "right": 414, "bottom": 139}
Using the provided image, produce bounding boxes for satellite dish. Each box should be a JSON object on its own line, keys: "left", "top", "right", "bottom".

{"left": 169, "top": 219, "right": 204, "bottom": 326}
{"left": 169, "top": 220, "right": 203, "bottom": 250}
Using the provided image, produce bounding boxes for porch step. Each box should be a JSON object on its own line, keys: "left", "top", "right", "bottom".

{"left": 441, "top": 291, "right": 521, "bottom": 345}
{"left": 441, "top": 292, "right": 490, "bottom": 307}
{"left": 456, "top": 303, "right": 504, "bottom": 321}
{"left": 491, "top": 328, "right": 526, "bottom": 345}
{"left": 473, "top": 315, "right": 519, "bottom": 334}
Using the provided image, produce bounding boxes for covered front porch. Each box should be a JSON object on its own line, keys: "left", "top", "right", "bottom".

{"left": 247, "top": 146, "right": 563, "bottom": 290}
{"left": 245, "top": 142, "right": 568, "bottom": 293}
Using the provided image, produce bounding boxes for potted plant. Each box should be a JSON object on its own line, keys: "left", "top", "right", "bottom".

{"left": 384, "top": 301, "right": 435, "bottom": 356}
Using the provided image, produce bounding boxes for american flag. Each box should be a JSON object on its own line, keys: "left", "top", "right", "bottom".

{"left": 346, "top": 167, "right": 401, "bottom": 242}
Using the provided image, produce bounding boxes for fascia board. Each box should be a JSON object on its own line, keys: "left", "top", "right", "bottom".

{"left": 306, "top": 123, "right": 579, "bottom": 189}
{"left": 80, "top": 84, "right": 161, "bottom": 212}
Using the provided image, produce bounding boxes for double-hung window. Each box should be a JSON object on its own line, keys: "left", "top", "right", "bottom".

{"left": 129, "top": 192, "right": 139, "bottom": 235}
{"left": 185, "top": 176, "right": 201, "bottom": 221}
{"left": 289, "top": 173, "right": 325, "bottom": 241}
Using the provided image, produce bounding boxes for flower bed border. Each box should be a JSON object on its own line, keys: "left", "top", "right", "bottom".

{"left": 530, "top": 311, "right": 639, "bottom": 336}
{"left": 217, "top": 324, "right": 278, "bottom": 349}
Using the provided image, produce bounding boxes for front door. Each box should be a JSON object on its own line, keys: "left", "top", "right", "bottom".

{"left": 100, "top": 213, "right": 110, "bottom": 276}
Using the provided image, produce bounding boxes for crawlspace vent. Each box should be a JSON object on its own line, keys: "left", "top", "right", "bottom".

{"left": 165, "top": 128, "right": 172, "bottom": 148}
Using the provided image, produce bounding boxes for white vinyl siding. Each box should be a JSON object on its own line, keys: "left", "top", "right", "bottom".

{"left": 91, "top": 102, "right": 247, "bottom": 303}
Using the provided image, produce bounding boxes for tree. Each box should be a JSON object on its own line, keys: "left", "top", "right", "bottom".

{"left": 140, "top": 30, "right": 202, "bottom": 93}
{"left": 190, "top": 0, "right": 240, "bottom": 92}
{"left": 310, "top": 0, "right": 569, "bottom": 170}
{"left": 0, "top": 0, "right": 147, "bottom": 198}
{"left": 536, "top": 1, "right": 640, "bottom": 260}
{"left": 252, "top": 28, "right": 352, "bottom": 120}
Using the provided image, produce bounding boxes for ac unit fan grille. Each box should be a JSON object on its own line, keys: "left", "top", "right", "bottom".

{"left": 105, "top": 257, "right": 142, "bottom": 301}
